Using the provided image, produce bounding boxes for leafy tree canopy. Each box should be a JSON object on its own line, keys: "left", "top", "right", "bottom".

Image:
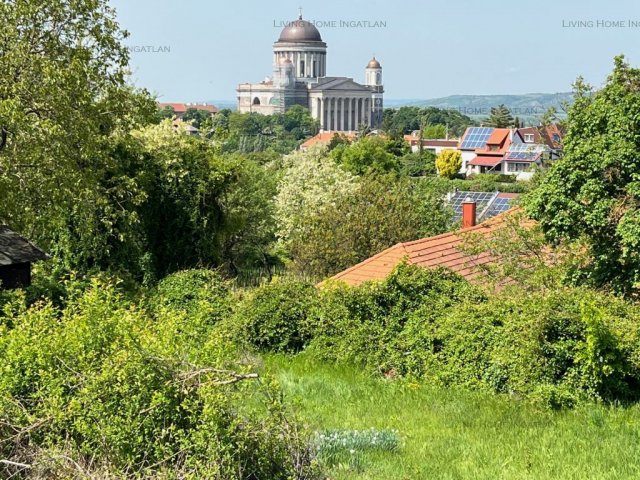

{"left": 525, "top": 55, "right": 640, "bottom": 295}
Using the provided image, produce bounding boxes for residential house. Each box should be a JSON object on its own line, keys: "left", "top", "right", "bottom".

{"left": 0, "top": 226, "right": 49, "bottom": 289}
{"left": 158, "top": 102, "right": 219, "bottom": 119}
{"left": 403, "top": 134, "right": 459, "bottom": 156}
{"left": 300, "top": 131, "right": 357, "bottom": 151}
{"left": 323, "top": 205, "right": 532, "bottom": 287}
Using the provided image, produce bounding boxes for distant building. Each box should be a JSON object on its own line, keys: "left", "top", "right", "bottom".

{"left": 458, "top": 125, "right": 564, "bottom": 179}
{"left": 300, "top": 131, "right": 358, "bottom": 151}
{"left": 0, "top": 226, "right": 49, "bottom": 289}
{"left": 404, "top": 135, "right": 459, "bottom": 155}
{"left": 237, "top": 14, "right": 384, "bottom": 132}
{"left": 158, "top": 102, "right": 219, "bottom": 119}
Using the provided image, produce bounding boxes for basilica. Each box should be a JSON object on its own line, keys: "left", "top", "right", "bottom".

{"left": 237, "top": 14, "right": 384, "bottom": 132}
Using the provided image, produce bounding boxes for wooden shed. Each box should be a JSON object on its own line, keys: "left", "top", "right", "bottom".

{"left": 0, "top": 226, "right": 49, "bottom": 289}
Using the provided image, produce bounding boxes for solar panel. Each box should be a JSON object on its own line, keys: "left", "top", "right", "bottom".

{"left": 446, "top": 191, "right": 498, "bottom": 222}
{"left": 459, "top": 127, "right": 494, "bottom": 150}
{"left": 480, "top": 197, "right": 513, "bottom": 220}
{"left": 446, "top": 191, "right": 518, "bottom": 223}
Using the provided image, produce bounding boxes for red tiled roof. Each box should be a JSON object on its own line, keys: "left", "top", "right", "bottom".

{"left": 468, "top": 155, "right": 503, "bottom": 167}
{"left": 324, "top": 209, "right": 531, "bottom": 287}
{"left": 539, "top": 124, "right": 564, "bottom": 149}
{"left": 158, "top": 103, "right": 219, "bottom": 114}
{"left": 301, "top": 131, "right": 357, "bottom": 149}
{"left": 486, "top": 128, "right": 510, "bottom": 145}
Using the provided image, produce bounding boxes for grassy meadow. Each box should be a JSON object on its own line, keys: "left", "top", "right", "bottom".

{"left": 265, "top": 354, "right": 640, "bottom": 480}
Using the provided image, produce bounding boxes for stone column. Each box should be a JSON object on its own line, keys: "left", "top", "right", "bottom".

{"left": 332, "top": 98, "right": 338, "bottom": 132}
{"left": 345, "top": 98, "right": 351, "bottom": 131}
{"left": 319, "top": 98, "right": 325, "bottom": 131}
{"left": 354, "top": 98, "right": 360, "bottom": 131}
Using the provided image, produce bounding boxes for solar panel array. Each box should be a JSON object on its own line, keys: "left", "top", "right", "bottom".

{"left": 504, "top": 151, "right": 539, "bottom": 161}
{"left": 446, "top": 191, "right": 498, "bottom": 222}
{"left": 459, "top": 127, "right": 494, "bottom": 150}
{"left": 504, "top": 143, "right": 548, "bottom": 161}
{"left": 479, "top": 196, "right": 513, "bottom": 221}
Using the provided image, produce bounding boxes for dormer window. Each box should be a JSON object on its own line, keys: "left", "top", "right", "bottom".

{"left": 552, "top": 133, "right": 561, "bottom": 143}
{"left": 524, "top": 133, "right": 534, "bottom": 143}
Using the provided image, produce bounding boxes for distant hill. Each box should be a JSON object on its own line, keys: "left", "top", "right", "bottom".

{"left": 204, "top": 93, "right": 573, "bottom": 122}
{"left": 387, "top": 93, "right": 573, "bottom": 122}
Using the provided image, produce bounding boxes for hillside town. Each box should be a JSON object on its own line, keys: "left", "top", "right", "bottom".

{"left": 2, "top": 3, "right": 640, "bottom": 480}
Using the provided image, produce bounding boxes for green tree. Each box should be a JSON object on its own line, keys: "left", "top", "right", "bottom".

{"left": 422, "top": 124, "right": 447, "bottom": 139}
{"left": 484, "top": 104, "right": 516, "bottom": 128}
{"left": 288, "top": 174, "right": 452, "bottom": 278}
{"left": 331, "top": 136, "right": 398, "bottom": 175}
{"left": 182, "top": 107, "right": 212, "bottom": 128}
{"left": 0, "top": 0, "right": 156, "bottom": 272}
{"left": 435, "top": 150, "right": 462, "bottom": 179}
{"left": 274, "top": 145, "right": 359, "bottom": 248}
{"left": 525, "top": 56, "right": 640, "bottom": 295}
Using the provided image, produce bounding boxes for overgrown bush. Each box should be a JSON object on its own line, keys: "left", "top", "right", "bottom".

{"left": 434, "top": 288, "right": 640, "bottom": 407}
{"left": 232, "top": 278, "right": 319, "bottom": 353}
{"left": 306, "top": 264, "right": 640, "bottom": 407}
{"left": 308, "top": 263, "right": 484, "bottom": 374}
{"left": 0, "top": 280, "right": 319, "bottom": 478}
{"left": 147, "top": 269, "right": 231, "bottom": 332}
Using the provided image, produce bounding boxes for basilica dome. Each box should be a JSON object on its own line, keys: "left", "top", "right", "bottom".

{"left": 278, "top": 16, "right": 322, "bottom": 42}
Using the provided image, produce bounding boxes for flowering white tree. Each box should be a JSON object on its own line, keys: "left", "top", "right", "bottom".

{"left": 275, "top": 145, "right": 359, "bottom": 246}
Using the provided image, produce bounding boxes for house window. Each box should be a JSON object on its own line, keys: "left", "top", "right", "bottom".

{"left": 524, "top": 134, "right": 534, "bottom": 143}
{"left": 552, "top": 133, "right": 561, "bottom": 143}
{"left": 507, "top": 162, "right": 530, "bottom": 173}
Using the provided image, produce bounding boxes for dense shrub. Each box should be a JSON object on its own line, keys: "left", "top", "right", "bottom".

{"left": 306, "top": 264, "right": 640, "bottom": 407}
{"left": 147, "top": 269, "right": 231, "bottom": 332}
{"left": 232, "top": 278, "right": 319, "bottom": 353}
{"left": 0, "top": 280, "right": 319, "bottom": 478}
{"left": 433, "top": 288, "right": 640, "bottom": 407}
{"left": 308, "top": 263, "right": 484, "bottom": 374}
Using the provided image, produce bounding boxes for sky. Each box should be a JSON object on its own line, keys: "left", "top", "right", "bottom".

{"left": 110, "top": 0, "right": 640, "bottom": 101}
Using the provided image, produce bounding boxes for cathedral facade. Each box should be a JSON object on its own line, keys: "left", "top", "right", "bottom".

{"left": 237, "top": 15, "right": 383, "bottom": 131}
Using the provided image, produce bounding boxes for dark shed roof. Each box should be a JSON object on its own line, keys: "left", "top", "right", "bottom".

{"left": 0, "top": 226, "right": 49, "bottom": 266}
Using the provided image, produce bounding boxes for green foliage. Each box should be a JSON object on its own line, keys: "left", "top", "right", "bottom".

{"left": 382, "top": 106, "right": 475, "bottom": 137}
{"left": 215, "top": 106, "right": 319, "bottom": 154}
{"left": 182, "top": 107, "right": 213, "bottom": 128}
{"left": 306, "top": 262, "right": 640, "bottom": 407}
{"left": 309, "top": 264, "right": 483, "bottom": 373}
{"left": 524, "top": 56, "right": 640, "bottom": 295}
{"left": 148, "top": 269, "right": 231, "bottom": 330}
{"left": 484, "top": 104, "right": 517, "bottom": 128}
{"left": 435, "top": 288, "right": 640, "bottom": 407}
{"left": 435, "top": 150, "right": 462, "bottom": 179}
{"left": 286, "top": 175, "right": 452, "bottom": 278}
{"left": 0, "top": 281, "right": 318, "bottom": 478}
{"left": 399, "top": 150, "right": 437, "bottom": 177}
{"left": 0, "top": 0, "right": 157, "bottom": 273}
{"left": 275, "top": 145, "right": 359, "bottom": 249}
{"left": 331, "top": 136, "right": 400, "bottom": 175}
{"left": 232, "top": 278, "right": 319, "bottom": 353}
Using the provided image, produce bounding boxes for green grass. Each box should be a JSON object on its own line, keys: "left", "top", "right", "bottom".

{"left": 263, "top": 353, "right": 640, "bottom": 480}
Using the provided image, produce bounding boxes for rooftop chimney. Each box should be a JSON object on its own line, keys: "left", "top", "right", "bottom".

{"left": 462, "top": 200, "right": 477, "bottom": 229}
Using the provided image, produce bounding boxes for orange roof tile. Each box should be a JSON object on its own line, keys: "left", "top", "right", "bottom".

{"left": 301, "top": 131, "right": 357, "bottom": 149}
{"left": 323, "top": 209, "right": 532, "bottom": 287}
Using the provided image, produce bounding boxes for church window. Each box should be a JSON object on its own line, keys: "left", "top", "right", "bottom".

{"left": 252, "top": 97, "right": 260, "bottom": 105}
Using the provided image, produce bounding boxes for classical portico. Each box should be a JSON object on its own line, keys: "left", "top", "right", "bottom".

{"left": 237, "top": 14, "right": 384, "bottom": 132}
